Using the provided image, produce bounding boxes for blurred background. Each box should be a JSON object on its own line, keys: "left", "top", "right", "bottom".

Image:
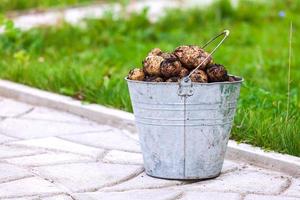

{"left": 0, "top": 0, "right": 299, "bottom": 156}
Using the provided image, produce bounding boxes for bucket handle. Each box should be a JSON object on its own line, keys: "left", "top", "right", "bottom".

{"left": 178, "top": 30, "right": 230, "bottom": 97}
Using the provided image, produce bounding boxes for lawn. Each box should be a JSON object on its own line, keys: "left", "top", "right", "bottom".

{"left": 0, "top": 0, "right": 299, "bottom": 156}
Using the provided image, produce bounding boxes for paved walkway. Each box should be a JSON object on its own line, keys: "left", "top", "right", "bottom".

{"left": 2, "top": 0, "right": 233, "bottom": 32}
{"left": 0, "top": 96, "right": 299, "bottom": 200}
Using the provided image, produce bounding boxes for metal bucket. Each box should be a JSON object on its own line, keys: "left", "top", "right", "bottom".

{"left": 126, "top": 30, "right": 243, "bottom": 179}
{"left": 126, "top": 77, "right": 243, "bottom": 179}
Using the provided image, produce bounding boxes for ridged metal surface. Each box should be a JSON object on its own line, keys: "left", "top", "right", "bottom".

{"left": 127, "top": 78, "right": 243, "bottom": 180}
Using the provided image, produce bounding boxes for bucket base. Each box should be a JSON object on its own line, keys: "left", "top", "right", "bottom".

{"left": 145, "top": 172, "right": 221, "bottom": 181}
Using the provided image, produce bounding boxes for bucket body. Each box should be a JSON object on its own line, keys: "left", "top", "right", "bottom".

{"left": 126, "top": 77, "right": 243, "bottom": 180}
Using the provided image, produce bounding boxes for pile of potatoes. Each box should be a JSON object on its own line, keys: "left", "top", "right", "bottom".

{"left": 128, "top": 45, "right": 237, "bottom": 83}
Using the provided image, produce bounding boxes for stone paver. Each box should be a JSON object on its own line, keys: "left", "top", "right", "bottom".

{"left": 34, "top": 163, "right": 143, "bottom": 192}
{"left": 101, "top": 172, "right": 182, "bottom": 192}
{"left": 181, "top": 191, "right": 242, "bottom": 200}
{"left": 0, "top": 177, "right": 63, "bottom": 198}
{"left": 0, "top": 145, "right": 42, "bottom": 159}
{"left": 10, "top": 137, "right": 104, "bottom": 158}
{"left": 0, "top": 134, "right": 17, "bottom": 144}
{"left": 0, "top": 118, "right": 108, "bottom": 139}
{"left": 0, "top": 198, "right": 35, "bottom": 200}
{"left": 0, "top": 163, "right": 32, "bottom": 183}
{"left": 0, "top": 99, "right": 33, "bottom": 118}
{"left": 220, "top": 160, "right": 241, "bottom": 173}
{"left": 0, "top": 96, "right": 298, "bottom": 199}
{"left": 103, "top": 150, "right": 143, "bottom": 165}
{"left": 121, "top": 129, "right": 139, "bottom": 141}
{"left": 73, "top": 190, "right": 182, "bottom": 200}
{"left": 21, "top": 107, "right": 110, "bottom": 127}
{"left": 60, "top": 130, "right": 141, "bottom": 152}
{"left": 1, "top": 196, "right": 73, "bottom": 200}
{"left": 4, "top": 152, "right": 93, "bottom": 167}
{"left": 244, "top": 194, "right": 300, "bottom": 200}
{"left": 184, "top": 168, "right": 290, "bottom": 195}
{"left": 283, "top": 178, "right": 300, "bottom": 198}
{"left": 42, "top": 195, "right": 73, "bottom": 200}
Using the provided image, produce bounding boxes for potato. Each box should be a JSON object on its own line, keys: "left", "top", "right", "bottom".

{"left": 178, "top": 67, "right": 189, "bottom": 78}
{"left": 206, "top": 63, "right": 229, "bottom": 82}
{"left": 166, "top": 77, "right": 180, "bottom": 82}
{"left": 173, "top": 45, "right": 212, "bottom": 70}
{"left": 143, "top": 55, "right": 164, "bottom": 76}
{"left": 144, "top": 76, "right": 164, "bottom": 82}
{"left": 127, "top": 68, "right": 145, "bottom": 81}
{"left": 148, "top": 48, "right": 163, "bottom": 56}
{"left": 190, "top": 69, "right": 208, "bottom": 83}
{"left": 160, "top": 57, "right": 182, "bottom": 78}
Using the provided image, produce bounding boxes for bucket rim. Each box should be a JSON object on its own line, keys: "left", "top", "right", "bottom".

{"left": 125, "top": 75, "right": 244, "bottom": 85}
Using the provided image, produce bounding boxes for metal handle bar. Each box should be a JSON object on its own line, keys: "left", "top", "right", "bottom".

{"left": 184, "top": 30, "right": 230, "bottom": 82}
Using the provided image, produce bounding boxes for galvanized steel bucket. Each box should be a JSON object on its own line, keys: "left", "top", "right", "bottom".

{"left": 126, "top": 30, "right": 243, "bottom": 180}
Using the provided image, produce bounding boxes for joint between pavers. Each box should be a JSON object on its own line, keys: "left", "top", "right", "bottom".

{"left": 278, "top": 177, "right": 293, "bottom": 195}
{"left": 3, "top": 143, "right": 47, "bottom": 151}
{"left": 89, "top": 167, "right": 145, "bottom": 193}
{"left": 30, "top": 169, "right": 76, "bottom": 198}
{"left": 1, "top": 192, "right": 64, "bottom": 200}
{"left": 32, "top": 161, "right": 98, "bottom": 169}
{"left": 221, "top": 164, "right": 242, "bottom": 175}
{"left": 0, "top": 132, "right": 22, "bottom": 140}
{"left": 0, "top": 107, "right": 34, "bottom": 120}
{"left": 0, "top": 151, "right": 45, "bottom": 160}
{"left": 53, "top": 128, "right": 113, "bottom": 137}
{"left": 102, "top": 161, "right": 143, "bottom": 166}
{"left": 56, "top": 136, "right": 141, "bottom": 154}
{"left": 242, "top": 193, "right": 300, "bottom": 200}
{"left": 65, "top": 193, "right": 77, "bottom": 200}
{"left": 119, "top": 128, "right": 139, "bottom": 141}
{"left": 21, "top": 192, "right": 71, "bottom": 200}
{"left": 22, "top": 118, "right": 109, "bottom": 126}
{"left": 100, "top": 178, "right": 194, "bottom": 193}
{"left": 96, "top": 150, "right": 110, "bottom": 162}
{"left": 169, "top": 192, "right": 185, "bottom": 200}
{"left": 8, "top": 142, "right": 101, "bottom": 160}
{"left": 0, "top": 174, "right": 34, "bottom": 185}
{"left": 181, "top": 187, "right": 281, "bottom": 197}
{"left": 4, "top": 157, "right": 96, "bottom": 168}
{"left": 31, "top": 160, "right": 97, "bottom": 167}
{"left": 14, "top": 107, "right": 35, "bottom": 118}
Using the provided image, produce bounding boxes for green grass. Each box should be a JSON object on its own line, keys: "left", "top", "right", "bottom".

{"left": 0, "top": 0, "right": 299, "bottom": 156}
{"left": 0, "top": 0, "right": 96, "bottom": 12}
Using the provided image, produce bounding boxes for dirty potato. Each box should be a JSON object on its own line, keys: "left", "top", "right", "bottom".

{"left": 143, "top": 55, "right": 164, "bottom": 76}
{"left": 173, "top": 45, "right": 212, "bottom": 70}
{"left": 178, "top": 67, "right": 189, "bottom": 78}
{"left": 127, "top": 68, "right": 145, "bottom": 81}
{"left": 148, "top": 48, "right": 163, "bottom": 56}
{"left": 144, "top": 76, "right": 164, "bottom": 82}
{"left": 206, "top": 63, "right": 229, "bottom": 82}
{"left": 160, "top": 52, "right": 177, "bottom": 59}
{"left": 165, "top": 77, "right": 180, "bottom": 82}
{"left": 160, "top": 57, "right": 182, "bottom": 78}
{"left": 190, "top": 69, "right": 208, "bottom": 83}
